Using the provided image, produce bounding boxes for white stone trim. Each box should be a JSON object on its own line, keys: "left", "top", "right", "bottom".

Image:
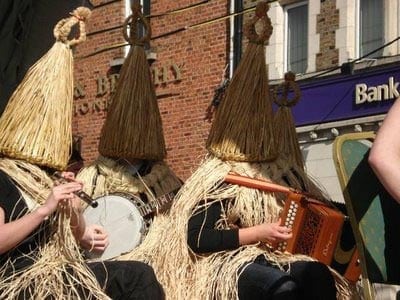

{"left": 266, "top": 2, "right": 285, "bottom": 79}
{"left": 336, "top": 0, "right": 357, "bottom": 64}
{"left": 307, "top": 0, "right": 320, "bottom": 73}
{"left": 296, "top": 114, "right": 385, "bottom": 144}
{"left": 383, "top": 0, "right": 400, "bottom": 57}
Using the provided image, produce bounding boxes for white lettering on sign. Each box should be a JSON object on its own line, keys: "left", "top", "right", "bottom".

{"left": 355, "top": 76, "right": 399, "bottom": 104}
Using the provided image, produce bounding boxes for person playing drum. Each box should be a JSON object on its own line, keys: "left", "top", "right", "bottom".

{"left": 77, "top": 1, "right": 182, "bottom": 261}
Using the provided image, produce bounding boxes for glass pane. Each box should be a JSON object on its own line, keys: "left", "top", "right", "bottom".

{"left": 287, "top": 4, "right": 308, "bottom": 74}
{"left": 360, "top": 0, "right": 383, "bottom": 58}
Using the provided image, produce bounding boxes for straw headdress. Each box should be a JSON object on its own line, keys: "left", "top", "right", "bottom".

{"left": 206, "top": 2, "right": 277, "bottom": 162}
{"left": 98, "top": 1, "right": 166, "bottom": 161}
{"left": 273, "top": 72, "right": 304, "bottom": 170}
{"left": 0, "top": 8, "right": 112, "bottom": 300}
{"left": 0, "top": 7, "right": 91, "bottom": 171}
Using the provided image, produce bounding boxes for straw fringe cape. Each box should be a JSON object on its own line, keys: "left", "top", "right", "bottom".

{"left": 0, "top": 159, "right": 109, "bottom": 300}
{"left": 120, "top": 156, "right": 354, "bottom": 300}
{"left": 77, "top": 156, "right": 182, "bottom": 202}
{"left": 0, "top": 7, "right": 109, "bottom": 299}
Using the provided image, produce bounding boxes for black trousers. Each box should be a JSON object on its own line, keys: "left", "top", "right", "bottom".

{"left": 87, "top": 260, "right": 165, "bottom": 300}
{"left": 5, "top": 259, "right": 164, "bottom": 300}
{"left": 238, "top": 256, "right": 336, "bottom": 300}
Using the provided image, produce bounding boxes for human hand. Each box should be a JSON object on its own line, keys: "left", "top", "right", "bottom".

{"left": 254, "top": 219, "right": 292, "bottom": 244}
{"left": 80, "top": 224, "right": 109, "bottom": 253}
{"left": 60, "top": 171, "right": 76, "bottom": 181}
{"left": 42, "top": 181, "right": 83, "bottom": 216}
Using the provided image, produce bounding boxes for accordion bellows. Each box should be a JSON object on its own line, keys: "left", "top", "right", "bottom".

{"left": 277, "top": 193, "right": 345, "bottom": 264}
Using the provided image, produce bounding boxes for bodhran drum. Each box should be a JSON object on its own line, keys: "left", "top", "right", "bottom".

{"left": 83, "top": 193, "right": 151, "bottom": 261}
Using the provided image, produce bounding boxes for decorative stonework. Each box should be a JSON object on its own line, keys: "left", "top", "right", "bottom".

{"left": 316, "top": 0, "right": 339, "bottom": 71}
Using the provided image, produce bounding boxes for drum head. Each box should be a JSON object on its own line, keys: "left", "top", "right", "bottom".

{"left": 83, "top": 194, "right": 144, "bottom": 260}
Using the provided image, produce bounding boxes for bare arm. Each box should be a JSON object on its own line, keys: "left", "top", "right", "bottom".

{"left": 369, "top": 99, "right": 400, "bottom": 203}
{"left": 0, "top": 206, "right": 52, "bottom": 254}
{"left": 61, "top": 172, "right": 109, "bottom": 252}
{"left": 0, "top": 181, "right": 82, "bottom": 255}
{"left": 238, "top": 219, "right": 292, "bottom": 246}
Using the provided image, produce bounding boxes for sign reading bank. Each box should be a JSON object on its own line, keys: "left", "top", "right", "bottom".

{"left": 355, "top": 76, "right": 399, "bottom": 104}
{"left": 291, "top": 63, "right": 400, "bottom": 126}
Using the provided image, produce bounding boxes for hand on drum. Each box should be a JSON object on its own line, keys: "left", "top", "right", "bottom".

{"left": 80, "top": 224, "right": 110, "bottom": 253}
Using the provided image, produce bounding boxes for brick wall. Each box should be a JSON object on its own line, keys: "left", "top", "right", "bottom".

{"left": 73, "top": 0, "right": 229, "bottom": 180}
{"left": 72, "top": 0, "right": 125, "bottom": 164}
{"left": 316, "top": 0, "right": 339, "bottom": 70}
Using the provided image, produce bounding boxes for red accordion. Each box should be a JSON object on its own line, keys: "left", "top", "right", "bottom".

{"left": 276, "top": 192, "right": 344, "bottom": 265}
{"left": 225, "top": 173, "right": 361, "bottom": 282}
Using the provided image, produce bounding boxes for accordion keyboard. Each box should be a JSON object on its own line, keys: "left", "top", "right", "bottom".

{"left": 276, "top": 193, "right": 344, "bottom": 265}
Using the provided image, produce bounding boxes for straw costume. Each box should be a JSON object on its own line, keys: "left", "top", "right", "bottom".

{"left": 77, "top": 1, "right": 181, "bottom": 255}
{"left": 273, "top": 72, "right": 304, "bottom": 170}
{"left": 120, "top": 2, "right": 354, "bottom": 299}
{"left": 0, "top": 7, "right": 163, "bottom": 300}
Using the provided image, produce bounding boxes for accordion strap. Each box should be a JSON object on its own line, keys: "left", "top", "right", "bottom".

{"left": 224, "top": 172, "right": 328, "bottom": 207}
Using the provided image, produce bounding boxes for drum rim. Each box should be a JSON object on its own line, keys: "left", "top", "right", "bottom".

{"left": 83, "top": 192, "right": 148, "bottom": 260}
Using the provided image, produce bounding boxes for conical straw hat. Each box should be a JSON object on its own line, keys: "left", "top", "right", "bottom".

{"left": 206, "top": 2, "right": 277, "bottom": 162}
{"left": 0, "top": 7, "right": 91, "bottom": 170}
{"left": 273, "top": 71, "right": 304, "bottom": 170}
{"left": 98, "top": 2, "right": 166, "bottom": 161}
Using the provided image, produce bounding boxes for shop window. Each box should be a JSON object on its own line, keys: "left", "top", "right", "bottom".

{"left": 285, "top": 1, "right": 308, "bottom": 74}
{"left": 359, "top": 0, "right": 383, "bottom": 58}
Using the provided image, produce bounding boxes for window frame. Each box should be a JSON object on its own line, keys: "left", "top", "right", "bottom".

{"left": 284, "top": 0, "right": 308, "bottom": 74}
{"left": 356, "top": 0, "right": 384, "bottom": 59}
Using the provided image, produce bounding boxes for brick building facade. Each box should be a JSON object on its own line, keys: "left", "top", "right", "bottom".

{"left": 73, "top": 0, "right": 229, "bottom": 180}
{"left": 74, "top": 0, "right": 344, "bottom": 180}
{"left": 73, "top": 0, "right": 400, "bottom": 190}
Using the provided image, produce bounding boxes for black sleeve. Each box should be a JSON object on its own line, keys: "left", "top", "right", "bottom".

{"left": 0, "top": 169, "right": 27, "bottom": 223}
{"left": 187, "top": 201, "right": 239, "bottom": 253}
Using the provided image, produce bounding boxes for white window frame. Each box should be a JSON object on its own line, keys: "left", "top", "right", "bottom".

{"left": 355, "top": 0, "right": 384, "bottom": 59}
{"left": 284, "top": 1, "right": 308, "bottom": 74}
{"left": 354, "top": 0, "right": 360, "bottom": 59}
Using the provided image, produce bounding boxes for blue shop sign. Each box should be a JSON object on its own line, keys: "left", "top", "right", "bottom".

{"left": 290, "top": 64, "right": 400, "bottom": 126}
